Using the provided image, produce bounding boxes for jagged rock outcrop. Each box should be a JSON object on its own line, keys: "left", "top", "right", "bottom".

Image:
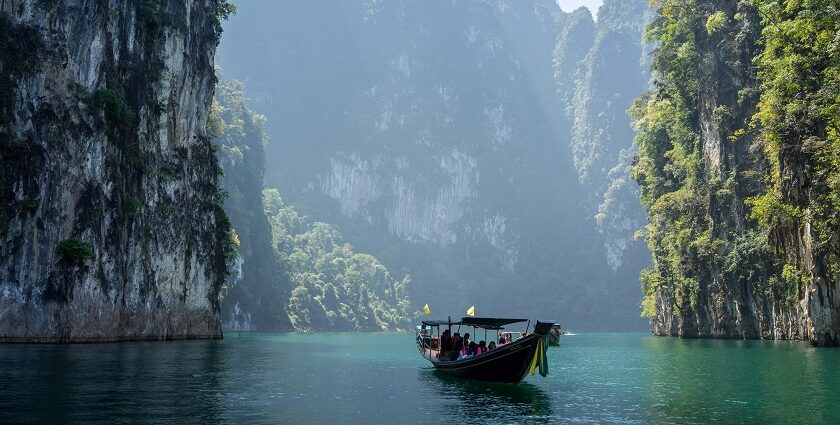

{"left": 749, "top": 1, "right": 840, "bottom": 345}
{"left": 0, "top": 0, "right": 230, "bottom": 341}
{"left": 218, "top": 1, "right": 652, "bottom": 329}
{"left": 633, "top": 0, "right": 840, "bottom": 344}
{"left": 553, "top": 8, "right": 595, "bottom": 103}
{"left": 636, "top": 0, "right": 786, "bottom": 340}
{"left": 558, "top": 0, "right": 651, "bottom": 270}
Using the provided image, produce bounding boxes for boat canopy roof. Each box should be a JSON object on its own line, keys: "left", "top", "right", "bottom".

{"left": 421, "top": 317, "right": 528, "bottom": 329}
{"left": 421, "top": 319, "right": 461, "bottom": 327}
{"left": 461, "top": 317, "right": 527, "bottom": 330}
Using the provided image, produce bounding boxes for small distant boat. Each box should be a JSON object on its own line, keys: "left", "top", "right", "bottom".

{"left": 548, "top": 324, "right": 564, "bottom": 346}
{"left": 416, "top": 317, "right": 554, "bottom": 384}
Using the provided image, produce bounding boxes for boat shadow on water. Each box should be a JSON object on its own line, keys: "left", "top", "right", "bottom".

{"left": 419, "top": 368, "right": 552, "bottom": 419}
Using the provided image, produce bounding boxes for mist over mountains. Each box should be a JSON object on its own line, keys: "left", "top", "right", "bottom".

{"left": 5, "top": 0, "right": 840, "bottom": 349}
{"left": 217, "top": 0, "right": 652, "bottom": 331}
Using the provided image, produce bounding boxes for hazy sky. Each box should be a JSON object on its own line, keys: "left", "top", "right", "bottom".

{"left": 557, "top": 0, "right": 603, "bottom": 14}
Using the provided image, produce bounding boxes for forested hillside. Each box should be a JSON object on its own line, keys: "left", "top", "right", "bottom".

{"left": 213, "top": 80, "right": 410, "bottom": 331}
{"left": 263, "top": 189, "right": 412, "bottom": 331}
{"left": 634, "top": 0, "right": 840, "bottom": 345}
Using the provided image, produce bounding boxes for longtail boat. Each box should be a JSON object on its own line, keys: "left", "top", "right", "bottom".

{"left": 416, "top": 317, "right": 553, "bottom": 384}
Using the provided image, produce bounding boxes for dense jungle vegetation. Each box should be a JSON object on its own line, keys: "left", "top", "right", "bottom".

{"left": 634, "top": 0, "right": 840, "bottom": 343}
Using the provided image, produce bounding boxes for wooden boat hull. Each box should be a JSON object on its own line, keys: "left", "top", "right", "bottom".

{"left": 420, "top": 333, "right": 542, "bottom": 384}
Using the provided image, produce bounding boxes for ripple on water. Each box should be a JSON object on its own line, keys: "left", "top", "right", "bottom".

{"left": 0, "top": 333, "right": 839, "bottom": 424}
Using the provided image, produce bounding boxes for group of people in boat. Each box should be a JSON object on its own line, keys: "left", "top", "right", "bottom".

{"left": 437, "top": 330, "right": 514, "bottom": 361}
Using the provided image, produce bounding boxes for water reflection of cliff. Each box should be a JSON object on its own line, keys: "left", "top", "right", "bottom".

{"left": 641, "top": 336, "right": 840, "bottom": 424}
{"left": 421, "top": 369, "right": 552, "bottom": 420}
{"left": 0, "top": 341, "right": 226, "bottom": 423}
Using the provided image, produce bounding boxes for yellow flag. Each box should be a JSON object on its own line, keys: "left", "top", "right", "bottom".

{"left": 466, "top": 306, "right": 475, "bottom": 317}
{"left": 423, "top": 304, "right": 431, "bottom": 315}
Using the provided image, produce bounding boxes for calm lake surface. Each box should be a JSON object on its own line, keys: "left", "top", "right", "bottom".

{"left": 1, "top": 332, "right": 838, "bottom": 424}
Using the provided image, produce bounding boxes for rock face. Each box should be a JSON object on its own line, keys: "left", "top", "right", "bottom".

{"left": 635, "top": 1, "right": 782, "bottom": 340}
{"left": 632, "top": 0, "right": 840, "bottom": 344}
{"left": 0, "top": 0, "right": 227, "bottom": 341}
{"left": 753, "top": 1, "right": 840, "bottom": 346}
{"left": 218, "top": 0, "right": 652, "bottom": 329}
{"left": 562, "top": 1, "right": 652, "bottom": 270}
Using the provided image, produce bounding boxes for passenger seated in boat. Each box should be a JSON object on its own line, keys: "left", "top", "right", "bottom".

{"left": 456, "top": 338, "right": 479, "bottom": 360}
{"left": 477, "top": 340, "right": 487, "bottom": 355}
{"left": 488, "top": 341, "right": 496, "bottom": 351}
{"left": 451, "top": 333, "right": 463, "bottom": 361}
{"left": 463, "top": 333, "right": 471, "bottom": 348}
{"left": 498, "top": 336, "right": 506, "bottom": 345}
{"left": 457, "top": 343, "right": 474, "bottom": 360}
{"left": 439, "top": 330, "right": 452, "bottom": 359}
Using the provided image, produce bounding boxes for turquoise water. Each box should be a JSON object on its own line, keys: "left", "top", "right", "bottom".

{"left": 1, "top": 333, "right": 838, "bottom": 424}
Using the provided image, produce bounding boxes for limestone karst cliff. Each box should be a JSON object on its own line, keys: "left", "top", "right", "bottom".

{"left": 218, "top": 0, "right": 652, "bottom": 330}
{"left": 0, "top": 0, "right": 232, "bottom": 341}
{"left": 633, "top": 0, "right": 778, "bottom": 341}
{"left": 559, "top": 0, "right": 651, "bottom": 271}
{"left": 634, "top": 0, "right": 840, "bottom": 345}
